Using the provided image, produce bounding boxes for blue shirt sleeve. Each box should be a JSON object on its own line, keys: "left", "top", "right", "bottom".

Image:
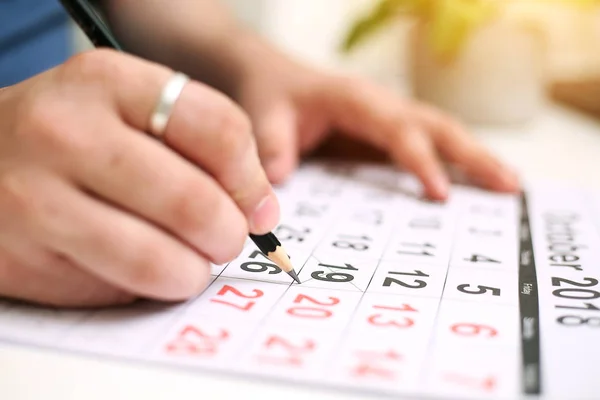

{"left": 0, "top": 0, "right": 73, "bottom": 87}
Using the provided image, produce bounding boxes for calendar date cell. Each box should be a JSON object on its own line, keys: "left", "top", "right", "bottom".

{"left": 327, "top": 333, "right": 426, "bottom": 395}
{"left": 221, "top": 246, "right": 310, "bottom": 284}
{"left": 296, "top": 255, "right": 378, "bottom": 292}
{"left": 235, "top": 325, "right": 338, "bottom": 379}
{"left": 424, "top": 345, "right": 519, "bottom": 399}
{"left": 349, "top": 293, "right": 439, "bottom": 342}
{"left": 450, "top": 240, "right": 518, "bottom": 271}
{"left": 184, "top": 277, "right": 288, "bottom": 322}
{"left": 0, "top": 305, "right": 89, "bottom": 348}
{"left": 368, "top": 262, "right": 446, "bottom": 298}
{"left": 59, "top": 304, "right": 184, "bottom": 358}
{"left": 265, "top": 286, "right": 362, "bottom": 333}
{"left": 382, "top": 231, "right": 452, "bottom": 267}
{"left": 271, "top": 215, "right": 330, "bottom": 252}
{"left": 314, "top": 222, "right": 392, "bottom": 262}
{"left": 435, "top": 300, "right": 519, "bottom": 348}
{"left": 151, "top": 317, "right": 253, "bottom": 368}
{"left": 443, "top": 267, "right": 518, "bottom": 305}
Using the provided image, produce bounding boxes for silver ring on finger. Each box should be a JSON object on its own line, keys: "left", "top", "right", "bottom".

{"left": 149, "top": 72, "right": 190, "bottom": 138}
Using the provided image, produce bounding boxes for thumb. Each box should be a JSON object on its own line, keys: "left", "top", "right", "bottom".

{"left": 251, "top": 102, "right": 299, "bottom": 185}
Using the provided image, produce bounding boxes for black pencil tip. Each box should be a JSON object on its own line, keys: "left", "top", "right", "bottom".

{"left": 288, "top": 269, "right": 301, "bottom": 284}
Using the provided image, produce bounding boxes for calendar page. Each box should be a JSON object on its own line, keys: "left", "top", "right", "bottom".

{"left": 1, "top": 161, "right": 599, "bottom": 399}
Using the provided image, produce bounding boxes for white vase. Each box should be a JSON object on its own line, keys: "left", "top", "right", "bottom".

{"left": 409, "top": 20, "right": 545, "bottom": 126}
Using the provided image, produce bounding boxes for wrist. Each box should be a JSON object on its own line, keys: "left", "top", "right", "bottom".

{"left": 96, "top": 0, "right": 274, "bottom": 98}
{"left": 192, "top": 26, "right": 286, "bottom": 99}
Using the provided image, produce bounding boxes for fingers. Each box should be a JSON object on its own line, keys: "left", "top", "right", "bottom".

{"left": 251, "top": 102, "right": 299, "bottom": 184}
{"left": 324, "top": 74, "right": 519, "bottom": 197}
{"left": 68, "top": 116, "right": 248, "bottom": 265}
{"left": 324, "top": 76, "right": 449, "bottom": 199}
{"left": 412, "top": 105, "right": 520, "bottom": 192}
{"left": 387, "top": 125, "right": 449, "bottom": 200}
{"left": 0, "top": 245, "right": 135, "bottom": 308}
{"left": 62, "top": 49, "right": 279, "bottom": 234}
{"left": 61, "top": 49, "right": 175, "bottom": 134}
{"left": 158, "top": 80, "right": 280, "bottom": 233}
{"left": 0, "top": 168, "right": 212, "bottom": 301}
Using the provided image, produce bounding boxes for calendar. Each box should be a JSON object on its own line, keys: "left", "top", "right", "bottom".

{"left": 1, "top": 161, "right": 599, "bottom": 399}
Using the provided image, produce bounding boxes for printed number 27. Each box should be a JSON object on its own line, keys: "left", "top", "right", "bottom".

{"left": 210, "top": 284, "right": 263, "bottom": 311}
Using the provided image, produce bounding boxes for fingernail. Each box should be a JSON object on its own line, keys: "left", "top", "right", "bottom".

{"left": 431, "top": 174, "right": 449, "bottom": 199}
{"left": 501, "top": 166, "right": 520, "bottom": 190}
{"left": 250, "top": 193, "right": 280, "bottom": 234}
{"left": 263, "top": 158, "right": 287, "bottom": 184}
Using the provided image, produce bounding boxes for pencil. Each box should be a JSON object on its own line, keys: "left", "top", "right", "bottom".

{"left": 249, "top": 233, "right": 300, "bottom": 284}
{"left": 59, "top": 0, "right": 301, "bottom": 284}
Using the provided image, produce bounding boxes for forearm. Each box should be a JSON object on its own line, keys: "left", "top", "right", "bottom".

{"left": 96, "top": 0, "right": 273, "bottom": 97}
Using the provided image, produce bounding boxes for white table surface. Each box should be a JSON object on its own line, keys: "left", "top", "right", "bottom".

{"left": 1, "top": 99, "right": 600, "bottom": 400}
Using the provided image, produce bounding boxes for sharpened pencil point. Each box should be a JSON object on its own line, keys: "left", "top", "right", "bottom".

{"left": 288, "top": 269, "right": 301, "bottom": 284}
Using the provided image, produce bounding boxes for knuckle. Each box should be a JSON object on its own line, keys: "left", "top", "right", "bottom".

{"left": 214, "top": 106, "right": 254, "bottom": 161}
{"left": 18, "top": 94, "right": 59, "bottom": 141}
{"left": 213, "top": 222, "right": 246, "bottom": 265}
{"left": 167, "top": 180, "right": 219, "bottom": 236}
{"left": 126, "top": 239, "right": 177, "bottom": 289}
{"left": 61, "top": 48, "right": 122, "bottom": 83}
{"left": 0, "top": 170, "right": 63, "bottom": 235}
{"left": 126, "top": 238, "right": 209, "bottom": 299}
{"left": 0, "top": 170, "right": 38, "bottom": 219}
{"left": 163, "top": 177, "right": 247, "bottom": 265}
{"left": 16, "top": 93, "right": 87, "bottom": 158}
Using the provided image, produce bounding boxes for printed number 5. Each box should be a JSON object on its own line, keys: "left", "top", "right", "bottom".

{"left": 457, "top": 284, "right": 500, "bottom": 296}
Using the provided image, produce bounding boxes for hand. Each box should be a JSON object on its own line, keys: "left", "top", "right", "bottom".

{"left": 95, "top": 0, "right": 519, "bottom": 200}
{"left": 0, "top": 49, "right": 279, "bottom": 308}
{"left": 233, "top": 47, "right": 520, "bottom": 200}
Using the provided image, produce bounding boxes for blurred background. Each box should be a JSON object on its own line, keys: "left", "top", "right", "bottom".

{"left": 70, "top": 0, "right": 600, "bottom": 126}
{"left": 2, "top": 0, "right": 599, "bottom": 128}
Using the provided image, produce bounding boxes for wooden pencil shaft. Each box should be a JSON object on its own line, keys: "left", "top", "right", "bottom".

{"left": 267, "top": 247, "right": 293, "bottom": 274}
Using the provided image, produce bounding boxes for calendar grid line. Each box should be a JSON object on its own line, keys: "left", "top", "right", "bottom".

{"left": 282, "top": 176, "right": 413, "bottom": 390}
{"left": 4, "top": 162, "right": 600, "bottom": 399}
{"left": 221, "top": 179, "right": 355, "bottom": 367}
{"left": 416, "top": 197, "right": 462, "bottom": 390}
{"left": 311, "top": 195, "right": 406, "bottom": 394}
{"left": 130, "top": 312, "right": 193, "bottom": 359}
